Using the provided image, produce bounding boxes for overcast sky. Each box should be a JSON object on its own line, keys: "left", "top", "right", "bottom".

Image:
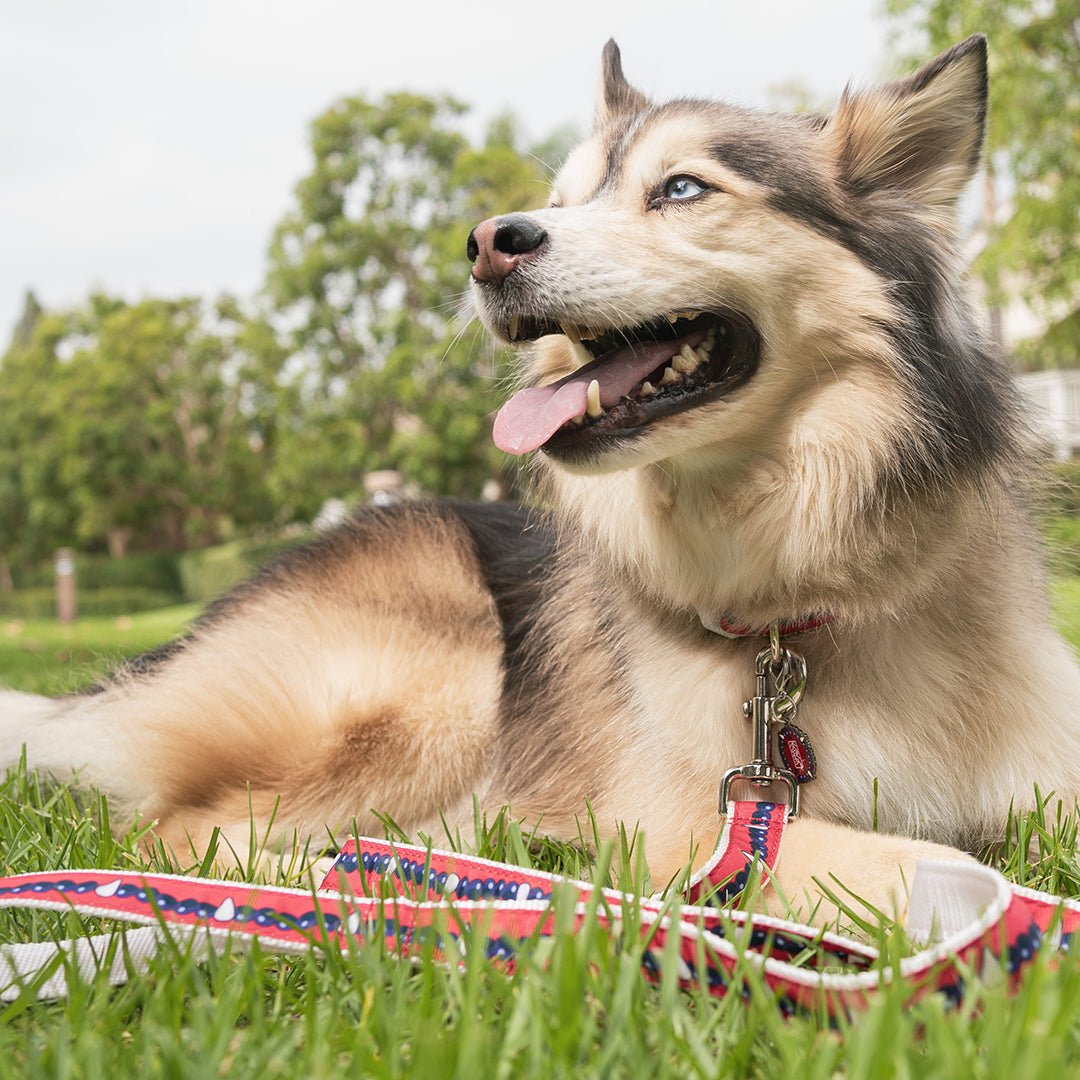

{"left": 0, "top": 1, "right": 896, "bottom": 342}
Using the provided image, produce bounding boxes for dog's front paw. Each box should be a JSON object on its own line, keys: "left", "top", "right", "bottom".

{"left": 764, "top": 817, "right": 975, "bottom": 931}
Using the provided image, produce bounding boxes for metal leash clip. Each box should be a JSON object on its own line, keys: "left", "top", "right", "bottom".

{"left": 719, "top": 631, "right": 808, "bottom": 820}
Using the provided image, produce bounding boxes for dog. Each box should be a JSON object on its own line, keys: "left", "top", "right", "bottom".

{"left": 4, "top": 35, "right": 1079, "bottom": 923}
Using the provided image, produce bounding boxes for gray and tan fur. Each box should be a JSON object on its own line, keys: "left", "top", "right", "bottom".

{"left": 3, "top": 37, "right": 1079, "bottom": 919}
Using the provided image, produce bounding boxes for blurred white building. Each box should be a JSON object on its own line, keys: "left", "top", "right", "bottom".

{"left": 1017, "top": 369, "right": 1080, "bottom": 460}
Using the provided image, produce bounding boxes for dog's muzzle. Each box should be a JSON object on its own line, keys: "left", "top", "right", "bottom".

{"left": 467, "top": 214, "right": 548, "bottom": 286}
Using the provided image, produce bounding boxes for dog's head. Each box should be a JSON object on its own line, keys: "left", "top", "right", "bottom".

{"left": 469, "top": 38, "right": 1003, "bottom": 488}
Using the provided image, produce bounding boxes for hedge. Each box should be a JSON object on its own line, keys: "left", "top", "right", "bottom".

{"left": 0, "top": 587, "right": 180, "bottom": 620}
{"left": 177, "top": 536, "right": 307, "bottom": 604}
{"left": 7, "top": 535, "right": 310, "bottom": 611}
{"left": 17, "top": 551, "right": 183, "bottom": 596}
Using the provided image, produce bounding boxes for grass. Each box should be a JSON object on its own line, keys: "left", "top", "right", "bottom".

{"left": 1052, "top": 575, "right": 1080, "bottom": 651}
{"left": 0, "top": 606, "right": 199, "bottom": 695}
{"left": 2, "top": 589, "right": 1080, "bottom": 1075}
{"left": 1, "top": 770, "right": 1080, "bottom": 1078}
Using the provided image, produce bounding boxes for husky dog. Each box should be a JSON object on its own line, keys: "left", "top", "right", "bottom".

{"left": 4, "top": 37, "right": 1079, "bottom": 920}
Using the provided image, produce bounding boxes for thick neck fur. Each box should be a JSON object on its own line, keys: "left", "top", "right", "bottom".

{"left": 541, "top": 424, "right": 1041, "bottom": 634}
{"left": 524, "top": 426, "right": 1074, "bottom": 850}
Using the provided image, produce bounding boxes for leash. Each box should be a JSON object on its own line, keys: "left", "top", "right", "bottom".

{"left": 2, "top": 627, "right": 1077, "bottom": 1013}
{"left": 0, "top": 801, "right": 785, "bottom": 1002}
{"left": 0, "top": 819, "right": 1076, "bottom": 1014}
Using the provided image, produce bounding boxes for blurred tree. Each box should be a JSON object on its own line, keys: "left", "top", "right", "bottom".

{"left": 265, "top": 94, "right": 558, "bottom": 513}
{"left": 0, "top": 294, "right": 276, "bottom": 565}
{"left": 0, "top": 298, "right": 78, "bottom": 583}
{"left": 10, "top": 289, "right": 43, "bottom": 350}
{"left": 0, "top": 97, "right": 572, "bottom": 571}
{"left": 64, "top": 296, "right": 281, "bottom": 552}
{"left": 887, "top": 0, "right": 1080, "bottom": 369}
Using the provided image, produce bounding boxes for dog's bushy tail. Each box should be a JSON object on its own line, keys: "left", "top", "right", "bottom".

{"left": 0, "top": 689, "right": 75, "bottom": 774}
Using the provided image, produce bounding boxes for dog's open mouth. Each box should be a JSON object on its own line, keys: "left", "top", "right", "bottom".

{"left": 493, "top": 311, "right": 760, "bottom": 455}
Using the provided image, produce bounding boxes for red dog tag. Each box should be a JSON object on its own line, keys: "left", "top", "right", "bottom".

{"left": 778, "top": 723, "right": 816, "bottom": 783}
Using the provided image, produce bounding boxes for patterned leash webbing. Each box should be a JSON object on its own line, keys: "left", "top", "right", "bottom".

{"left": 0, "top": 799, "right": 1077, "bottom": 1016}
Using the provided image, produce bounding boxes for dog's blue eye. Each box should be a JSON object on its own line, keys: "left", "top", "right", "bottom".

{"left": 664, "top": 176, "right": 706, "bottom": 201}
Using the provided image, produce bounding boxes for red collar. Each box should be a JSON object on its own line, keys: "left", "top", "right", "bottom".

{"left": 700, "top": 611, "right": 835, "bottom": 639}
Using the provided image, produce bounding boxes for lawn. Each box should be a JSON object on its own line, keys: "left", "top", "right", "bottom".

{"left": 0, "top": 605, "right": 199, "bottom": 695}
{"left": 1, "top": 592, "right": 1080, "bottom": 1076}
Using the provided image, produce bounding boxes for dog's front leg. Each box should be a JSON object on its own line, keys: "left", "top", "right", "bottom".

{"left": 758, "top": 817, "right": 976, "bottom": 928}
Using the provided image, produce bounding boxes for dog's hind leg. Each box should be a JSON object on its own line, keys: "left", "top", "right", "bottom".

{"left": 0, "top": 504, "right": 509, "bottom": 867}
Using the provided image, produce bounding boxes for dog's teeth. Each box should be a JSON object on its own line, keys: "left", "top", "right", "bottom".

{"left": 586, "top": 379, "right": 602, "bottom": 418}
{"left": 718, "top": 324, "right": 728, "bottom": 336}
{"left": 695, "top": 347, "right": 710, "bottom": 363}
{"left": 563, "top": 325, "right": 581, "bottom": 343}
{"left": 701, "top": 330, "right": 716, "bottom": 351}
{"left": 660, "top": 366, "right": 681, "bottom": 385}
{"left": 566, "top": 416, "right": 584, "bottom": 427}
{"left": 673, "top": 345, "right": 700, "bottom": 374}
{"left": 666, "top": 313, "right": 679, "bottom": 324}
{"left": 508, "top": 315, "right": 520, "bottom": 340}
{"left": 569, "top": 341, "right": 593, "bottom": 369}
{"left": 640, "top": 380, "right": 658, "bottom": 397}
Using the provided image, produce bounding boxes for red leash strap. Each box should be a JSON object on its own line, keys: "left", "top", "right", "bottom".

{"left": 683, "top": 799, "right": 786, "bottom": 904}
{"left": 319, "top": 801, "right": 784, "bottom": 909}
{"left": 0, "top": 800, "right": 1077, "bottom": 1015}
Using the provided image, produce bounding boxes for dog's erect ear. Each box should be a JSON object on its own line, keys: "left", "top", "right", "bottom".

{"left": 595, "top": 39, "right": 648, "bottom": 127}
{"left": 825, "top": 35, "right": 987, "bottom": 208}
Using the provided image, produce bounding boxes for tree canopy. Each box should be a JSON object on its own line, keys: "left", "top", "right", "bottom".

{"left": 0, "top": 95, "right": 565, "bottom": 573}
{"left": 263, "top": 96, "right": 554, "bottom": 516}
{"left": 1, "top": 294, "right": 276, "bottom": 561}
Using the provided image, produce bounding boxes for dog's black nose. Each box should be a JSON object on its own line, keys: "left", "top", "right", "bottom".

{"left": 493, "top": 215, "right": 548, "bottom": 255}
{"left": 467, "top": 214, "right": 548, "bottom": 285}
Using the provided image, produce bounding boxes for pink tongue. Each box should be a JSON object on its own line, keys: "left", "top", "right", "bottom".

{"left": 493, "top": 338, "right": 684, "bottom": 455}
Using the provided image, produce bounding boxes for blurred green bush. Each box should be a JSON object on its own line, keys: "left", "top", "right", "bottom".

{"left": 17, "top": 551, "right": 183, "bottom": 595}
{"left": 176, "top": 537, "right": 303, "bottom": 604}
{"left": 0, "top": 586, "right": 179, "bottom": 619}
{"left": 2, "top": 533, "right": 309, "bottom": 614}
